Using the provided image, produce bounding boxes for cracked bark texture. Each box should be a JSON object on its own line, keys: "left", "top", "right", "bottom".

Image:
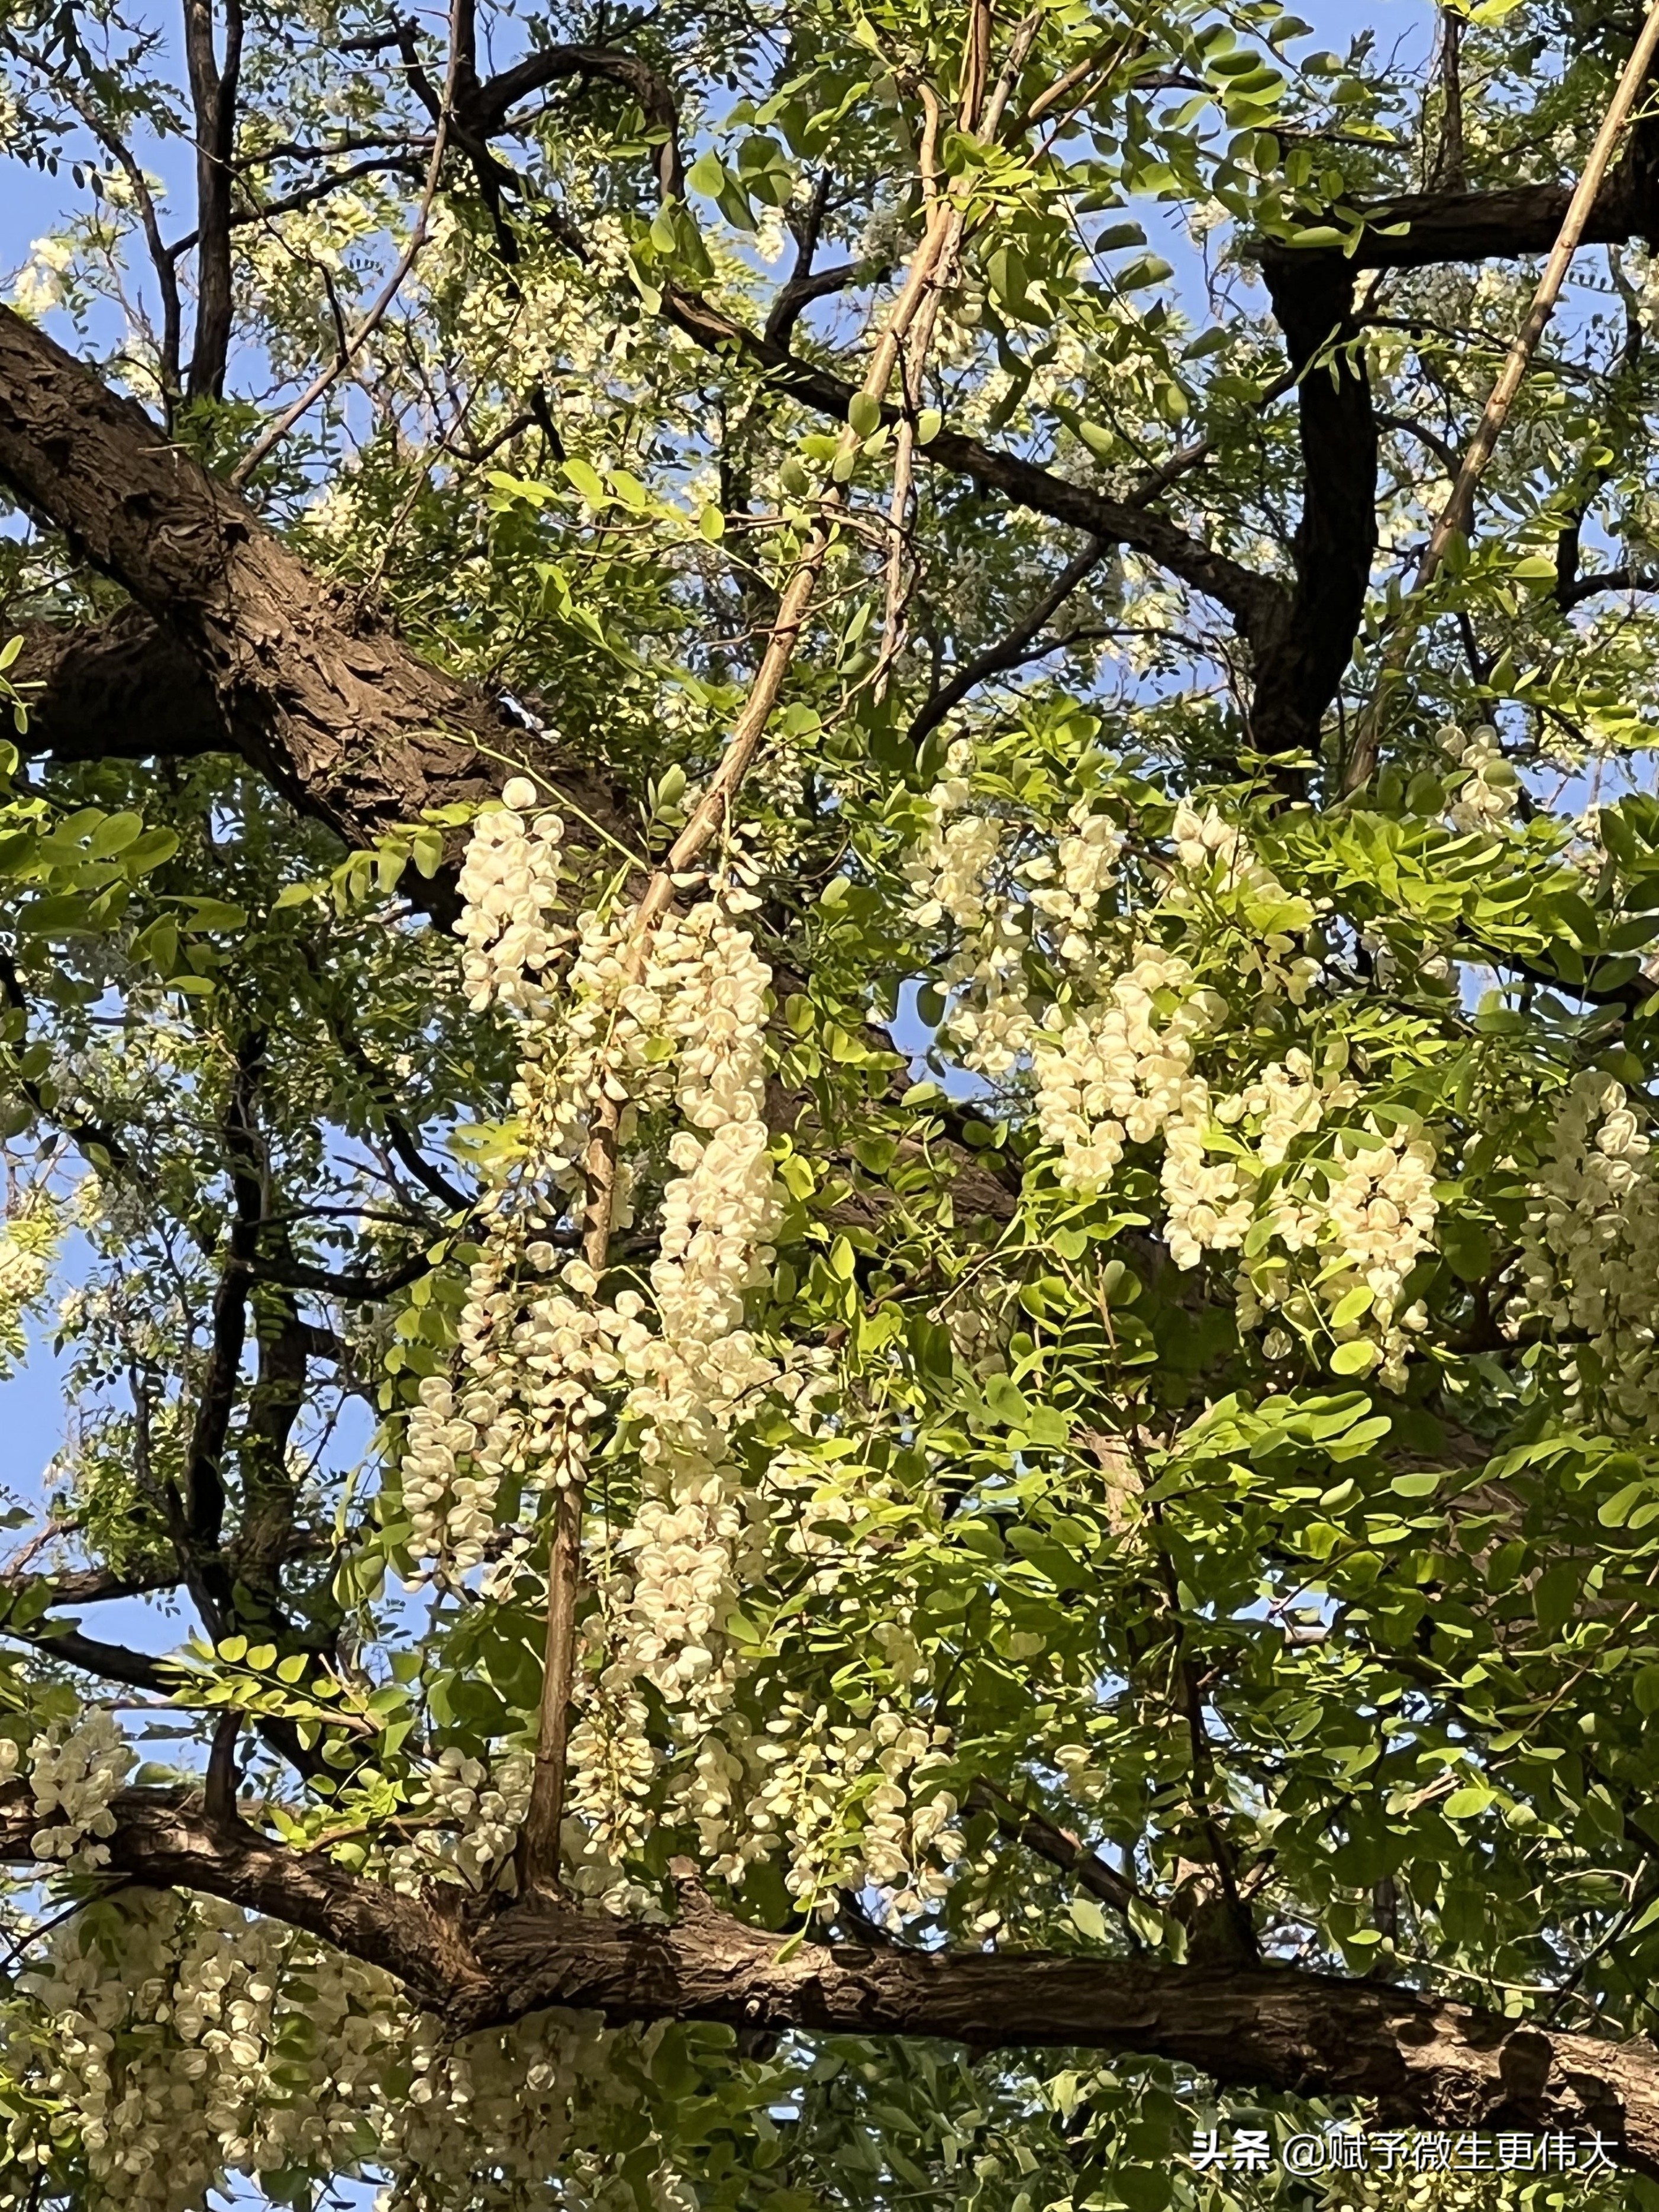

{"left": 0, "top": 307, "right": 628, "bottom": 892}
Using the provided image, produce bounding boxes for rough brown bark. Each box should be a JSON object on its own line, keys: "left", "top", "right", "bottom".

{"left": 0, "top": 307, "right": 630, "bottom": 895}
{"left": 183, "top": 0, "right": 244, "bottom": 399}
{"left": 1255, "top": 253, "right": 1379, "bottom": 773}
{"left": 4, "top": 1782, "right": 1657, "bottom": 2172}
{"left": 1347, "top": 170, "right": 1659, "bottom": 272}
{"left": 14, "top": 611, "right": 235, "bottom": 765}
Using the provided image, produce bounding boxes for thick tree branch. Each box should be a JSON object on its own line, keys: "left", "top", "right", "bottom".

{"left": 0, "top": 308, "right": 631, "bottom": 911}
{"left": 1344, "top": 173, "right": 1657, "bottom": 273}
{"left": 235, "top": 1297, "right": 311, "bottom": 1603}
{"left": 11, "top": 612, "right": 234, "bottom": 767}
{"left": 1, "top": 1559, "right": 182, "bottom": 1607}
{"left": 1556, "top": 562, "right": 1659, "bottom": 608}
{"left": 1256, "top": 251, "right": 1378, "bottom": 776}
{"left": 0, "top": 1787, "right": 1656, "bottom": 2168}
{"left": 0, "top": 1783, "right": 489, "bottom": 2012}
{"left": 1, "top": 1620, "right": 175, "bottom": 1692}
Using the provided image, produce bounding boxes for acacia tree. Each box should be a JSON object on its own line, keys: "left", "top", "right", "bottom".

{"left": 4, "top": 0, "right": 1659, "bottom": 2201}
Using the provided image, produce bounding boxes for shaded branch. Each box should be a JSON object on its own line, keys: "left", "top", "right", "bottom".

{"left": 1256, "top": 252, "right": 1378, "bottom": 781}
{"left": 183, "top": 0, "right": 246, "bottom": 399}
{"left": 181, "top": 1031, "right": 267, "bottom": 1553}
{"left": 909, "top": 534, "right": 1109, "bottom": 747}
{"left": 964, "top": 1774, "right": 1147, "bottom": 1919}
{"left": 1557, "top": 562, "right": 1659, "bottom": 608}
{"left": 244, "top": 1251, "right": 432, "bottom": 1300}
{"left": 0, "top": 1618, "right": 175, "bottom": 1693}
{"left": 0, "top": 1559, "right": 182, "bottom": 1607}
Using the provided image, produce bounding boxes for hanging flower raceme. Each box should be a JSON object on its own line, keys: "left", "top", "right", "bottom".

{"left": 395, "top": 783, "right": 814, "bottom": 1903}
{"left": 1, "top": 1887, "right": 673, "bottom": 2211}
{"left": 1516, "top": 1071, "right": 1659, "bottom": 1429}
{"left": 899, "top": 766, "right": 1450, "bottom": 1388}
{"left": 25, "top": 1709, "right": 133, "bottom": 1869}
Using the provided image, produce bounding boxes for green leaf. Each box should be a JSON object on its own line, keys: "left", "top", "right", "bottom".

{"left": 1406, "top": 772, "right": 1445, "bottom": 815}
{"left": 1331, "top": 1284, "right": 1373, "bottom": 1327}
{"left": 1533, "top": 1562, "right": 1579, "bottom": 1635}
{"left": 1069, "top": 1896, "right": 1107, "bottom": 1941}
{"left": 1600, "top": 1481, "right": 1647, "bottom": 1528}
{"left": 848, "top": 393, "right": 881, "bottom": 438}
{"left": 562, "top": 457, "right": 607, "bottom": 505}
{"left": 1391, "top": 1471, "right": 1443, "bottom": 1497}
{"left": 177, "top": 899, "right": 247, "bottom": 934}
{"left": 1444, "top": 1785, "right": 1496, "bottom": 1819}
{"left": 89, "top": 811, "right": 143, "bottom": 857}
{"left": 1118, "top": 2168, "right": 1172, "bottom": 2212}
{"left": 1439, "top": 1218, "right": 1493, "bottom": 1285}
{"left": 1113, "top": 254, "right": 1174, "bottom": 292}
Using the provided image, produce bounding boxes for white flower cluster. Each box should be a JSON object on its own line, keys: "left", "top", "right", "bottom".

{"left": 1158, "top": 1052, "right": 1357, "bottom": 1273}
{"left": 902, "top": 764, "right": 1450, "bottom": 1383}
{"left": 679, "top": 1700, "right": 964, "bottom": 1926}
{"left": 401, "top": 1365, "right": 528, "bottom": 1573}
{"left": 1441, "top": 724, "right": 1518, "bottom": 833}
{"left": 1516, "top": 1072, "right": 1659, "bottom": 1428}
{"left": 1171, "top": 800, "right": 1242, "bottom": 876}
{"left": 903, "top": 785, "right": 1002, "bottom": 936}
{"left": 387, "top": 1745, "right": 534, "bottom": 1894}
{"left": 454, "top": 789, "right": 568, "bottom": 1014}
{"left": 1166, "top": 803, "right": 1321, "bottom": 1005}
{"left": 1032, "top": 951, "right": 1227, "bottom": 1195}
{"left": 568, "top": 900, "right": 794, "bottom": 1893}
{"left": 905, "top": 750, "right": 1127, "bottom": 1078}
{"left": 564, "top": 1676, "right": 660, "bottom": 1894}
{"left": 3, "top": 1890, "right": 647, "bottom": 2210}
{"left": 1238, "top": 1115, "right": 1439, "bottom": 1387}
{"left": 27, "top": 1710, "right": 133, "bottom": 1869}
{"left": 410, "top": 787, "right": 838, "bottom": 1903}
{"left": 945, "top": 1286, "right": 1015, "bottom": 1379}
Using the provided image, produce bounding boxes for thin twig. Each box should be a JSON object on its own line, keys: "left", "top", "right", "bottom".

{"left": 228, "top": 7, "right": 461, "bottom": 488}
